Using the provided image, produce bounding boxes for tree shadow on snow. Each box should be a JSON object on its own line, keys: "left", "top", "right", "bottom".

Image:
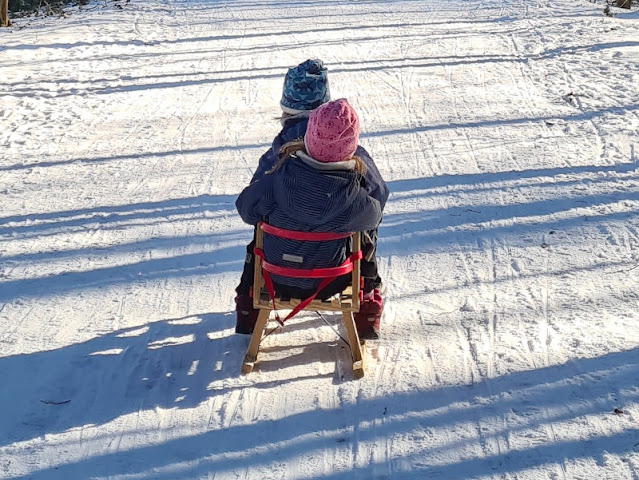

{"left": 0, "top": 145, "right": 266, "bottom": 173}
{"left": 0, "top": 194, "right": 238, "bottom": 236}
{"left": 0, "top": 193, "right": 252, "bottom": 304}
{"left": 5, "top": 347, "right": 638, "bottom": 479}
{"left": 386, "top": 161, "right": 639, "bottom": 197}
{"left": 379, "top": 164, "right": 639, "bottom": 257}
{"left": 0, "top": 312, "right": 246, "bottom": 449}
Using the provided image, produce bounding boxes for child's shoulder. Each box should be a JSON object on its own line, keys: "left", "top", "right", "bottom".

{"left": 280, "top": 116, "right": 309, "bottom": 135}
{"left": 275, "top": 119, "right": 309, "bottom": 150}
{"left": 355, "top": 145, "right": 373, "bottom": 158}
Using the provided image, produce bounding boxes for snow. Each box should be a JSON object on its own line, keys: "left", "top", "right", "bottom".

{"left": 1, "top": 0, "right": 639, "bottom": 477}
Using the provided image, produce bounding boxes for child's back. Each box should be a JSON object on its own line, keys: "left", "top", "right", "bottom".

{"left": 236, "top": 99, "right": 383, "bottom": 296}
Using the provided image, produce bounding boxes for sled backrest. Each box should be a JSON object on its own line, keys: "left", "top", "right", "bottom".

{"left": 252, "top": 222, "right": 362, "bottom": 314}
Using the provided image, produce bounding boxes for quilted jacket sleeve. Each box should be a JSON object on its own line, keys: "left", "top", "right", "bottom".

{"left": 356, "top": 146, "right": 389, "bottom": 211}
{"left": 235, "top": 176, "right": 275, "bottom": 226}
{"left": 344, "top": 186, "right": 383, "bottom": 233}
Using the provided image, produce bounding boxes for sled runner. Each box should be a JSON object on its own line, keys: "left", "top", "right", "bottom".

{"left": 241, "top": 222, "right": 365, "bottom": 378}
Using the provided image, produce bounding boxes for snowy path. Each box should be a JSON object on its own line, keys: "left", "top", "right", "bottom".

{"left": 1, "top": 0, "right": 639, "bottom": 478}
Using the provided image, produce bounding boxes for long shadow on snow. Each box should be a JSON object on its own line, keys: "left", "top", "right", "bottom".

{"left": 362, "top": 103, "right": 639, "bottom": 140}
{"left": 4, "top": 169, "right": 638, "bottom": 301}
{"left": 0, "top": 28, "right": 503, "bottom": 71}
{"left": 0, "top": 194, "right": 238, "bottom": 236}
{"left": 6, "top": 347, "right": 639, "bottom": 479}
{"left": 5, "top": 20, "right": 490, "bottom": 51}
{"left": 386, "top": 161, "right": 638, "bottom": 196}
{"left": 4, "top": 53, "right": 525, "bottom": 91}
{"left": 0, "top": 242, "right": 245, "bottom": 303}
{"left": 304, "top": 427, "right": 639, "bottom": 480}
{"left": 391, "top": 172, "right": 639, "bottom": 206}
{"left": 378, "top": 184, "right": 639, "bottom": 256}
{"left": 12, "top": 38, "right": 635, "bottom": 95}
{"left": 183, "top": 12, "right": 591, "bottom": 28}
{"left": 0, "top": 311, "right": 350, "bottom": 451}
{"left": 25, "top": 79, "right": 639, "bottom": 139}
{"left": 5, "top": 98, "right": 636, "bottom": 173}
{"left": 0, "top": 194, "right": 252, "bottom": 303}
{"left": 7, "top": 36, "right": 634, "bottom": 98}
{"left": 4, "top": 31, "right": 516, "bottom": 100}
{"left": 0, "top": 230, "right": 247, "bottom": 266}
{"left": 0, "top": 145, "right": 266, "bottom": 173}
{"left": 0, "top": 313, "right": 240, "bottom": 449}
{"left": 391, "top": 256, "right": 634, "bottom": 301}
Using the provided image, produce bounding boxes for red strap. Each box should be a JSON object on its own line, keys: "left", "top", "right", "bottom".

{"left": 282, "top": 276, "right": 334, "bottom": 322}
{"left": 260, "top": 222, "right": 352, "bottom": 242}
{"left": 260, "top": 267, "right": 279, "bottom": 319}
{"left": 260, "top": 268, "right": 335, "bottom": 325}
{"left": 253, "top": 246, "right": 362, "bottom": 326}
{"left": 253, "top": 249, "right": 362, "bottom": 279}
{"left": 262, "top": 255, "right": 357, "bottom": 278}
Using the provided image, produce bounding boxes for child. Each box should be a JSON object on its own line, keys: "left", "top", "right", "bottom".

{"left": 234, "top": 59, "right": 331, "bottom": 330}
{"left": 236, "top": 99, "right": 388, "bottom": 340}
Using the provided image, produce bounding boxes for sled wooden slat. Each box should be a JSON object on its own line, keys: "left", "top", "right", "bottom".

{"left": 242, "top": 226, "right": 365, "bottom": 378}
{"left": 241, "top": 309, "right": 270, "bottom": 375}
{"left": 255, "top": 288, "right": 358, "bottom": 312}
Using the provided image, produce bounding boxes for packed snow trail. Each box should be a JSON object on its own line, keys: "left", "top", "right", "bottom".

{"left": 1, "top": 0, "right": 639, "bottom": 478}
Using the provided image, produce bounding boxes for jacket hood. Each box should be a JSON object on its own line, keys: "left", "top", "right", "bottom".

{"left": 271, "top": 154, "right": 361, "bottom": 227}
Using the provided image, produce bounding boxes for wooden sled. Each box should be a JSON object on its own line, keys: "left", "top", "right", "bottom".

{"left": 241, "top": 222, "right": 365, "bottom": 379}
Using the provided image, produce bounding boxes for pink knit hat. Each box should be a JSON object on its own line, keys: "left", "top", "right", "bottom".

{"left": 304, "top": 98, "right": 360, "bottom": 163}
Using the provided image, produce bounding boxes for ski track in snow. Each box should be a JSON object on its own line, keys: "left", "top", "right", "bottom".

{"left": 1, "top": 0, "right": 639, "bottom": 478}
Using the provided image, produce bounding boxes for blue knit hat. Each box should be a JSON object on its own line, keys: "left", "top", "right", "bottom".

{"left": 280, "top": 59, "right": 330, "bottom": 114}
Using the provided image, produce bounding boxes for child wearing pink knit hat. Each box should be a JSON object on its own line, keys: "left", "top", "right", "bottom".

{"left": 236, "top": 99, "right": 389, "bottom": 340}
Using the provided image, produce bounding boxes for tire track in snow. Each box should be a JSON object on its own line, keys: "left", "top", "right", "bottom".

{"left": 396, "top": 60, "right": 428, "bottom": 177}
{"left": 467, "top": 238, "right": 511, "bottom": 469}
{"left": 345, "top": 332, "right": 435, "bottom": 477}
{"left": 493, "top": 14, "right": 563, "bottom": 173}
{"left": 505, "top": 240, "right": 574, "bottom": 478}
{"left": 455, "top": 247, "right": 485, "bottom": 385}
{"left": 360, "top": 341, "right": 417, "bottom": 478}
{"left": 487, "top": 239, "right": 498, "bottom": 381}
{"left": 534, "top": 255, "right": 569, "bottom": 480}
{"left": 540, "top": 263, "right": 552, "bottom": 368}
{"left": 444, "top": 35, "right": 482, "bottom": 175}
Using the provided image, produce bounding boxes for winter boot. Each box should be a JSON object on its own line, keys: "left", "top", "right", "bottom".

{"left": 354, "top": 288, "right": 383, "bottom": 340}
{"left": 235, "top": 291, "right": 259, "bottom": 335}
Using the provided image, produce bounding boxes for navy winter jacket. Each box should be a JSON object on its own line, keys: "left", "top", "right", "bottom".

{"left": 356, "top": 145, "right": 389, "bottom": 210}
{"left": 236, "top": 152, "right": 385, "bottom": 290}
{"left": 251, "top": 115, "right": 390, "bottom": 209}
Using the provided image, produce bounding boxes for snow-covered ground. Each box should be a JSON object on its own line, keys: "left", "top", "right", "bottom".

{"left": 2, "top": 0, "right": 639, "bottom": 478}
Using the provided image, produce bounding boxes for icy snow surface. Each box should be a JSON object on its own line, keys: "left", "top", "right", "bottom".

{"left": 1, "top": 0, "right": 639, "bottom": 478}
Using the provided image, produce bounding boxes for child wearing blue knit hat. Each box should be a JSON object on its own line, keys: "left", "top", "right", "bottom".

{"left": 235, "top": 60, "right": 331, "bottom": 334}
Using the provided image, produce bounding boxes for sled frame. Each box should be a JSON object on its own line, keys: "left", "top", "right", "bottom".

{"left": 241, "top": 226, "right": 364, "bottom": 378}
